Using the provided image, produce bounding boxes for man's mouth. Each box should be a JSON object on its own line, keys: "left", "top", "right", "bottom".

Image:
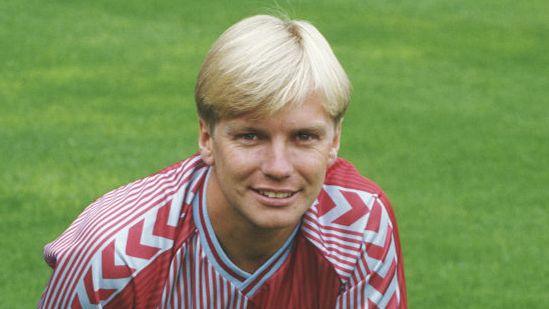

{"left": 254, "top": 189, "right": 296, "bottom": 199}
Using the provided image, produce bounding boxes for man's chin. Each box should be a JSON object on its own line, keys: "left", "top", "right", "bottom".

{"left": 248, "top": 214, "right": 302, "bottom": 232}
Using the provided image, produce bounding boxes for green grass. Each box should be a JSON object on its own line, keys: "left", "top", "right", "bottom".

{"left": 1, "top": 0, "right": 548, "bottom": 307}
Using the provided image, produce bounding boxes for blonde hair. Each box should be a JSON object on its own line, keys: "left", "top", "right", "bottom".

{"left": 195, "top": 15, "right": 351, "bottom": 127}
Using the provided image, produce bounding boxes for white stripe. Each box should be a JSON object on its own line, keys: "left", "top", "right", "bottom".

{"left": 219, "top": 279, "right": 225, "bottom": 308}
{"left": 378, "top": 274, "right": 398, "bottom": 308}
{"left": 302, "top": 225, "right": 362, "bottom": 250}
{"left": 363, "top": 280, "right": 384, "bottom": 306}
{"left": 174, "top": 250, "right": 182, "bottom": 309}
{"left": 185, "top": 240, "right": 193, "bottom": 308}
{"left": 303, "top": 214, "right": 364, "bottom": 241}
{"left": 357, "top": 254, "right": 369, "bottom": 282}
{"left": 377, "top": 241, "right": 396, "bottom": 278}
{"left": 210, "top": 264, "right": 217, "bottom": 309}
{"left": 357, "top": 282, "right": 363, "bottom": 309}
{"left": 194, "top": 239, "right": 201, "bottom": 308}
{"left": 45, "top": 190, "right": 117, "bottom": 257}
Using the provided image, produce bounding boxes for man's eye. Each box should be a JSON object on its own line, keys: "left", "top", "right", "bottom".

{"left": 296, "top": 132, "right": 317, "bottom": 142}
{"left": 239, "top": 133, "right": 258, "bottom": 141}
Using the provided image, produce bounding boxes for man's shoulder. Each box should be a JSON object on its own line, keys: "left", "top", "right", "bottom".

{"left": 324, "top": 158, "right": 385, "bottom": 194}
{"left": 315, "top": 158, "right": 389, "bottom": 226}
{"left": 45, "top": 154, "right": 206, "bottom": 263}
{"left": 104, "top": 155, "right": 205, "bottom": 203}
{"left": 301, "top": 158, "right": 396, "bottom": 282}
{"left": 40, "top": 155, "right": 207, "bottom": 307}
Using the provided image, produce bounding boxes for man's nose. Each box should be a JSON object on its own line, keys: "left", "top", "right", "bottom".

{"left": 261, "top": 140, "right": 293, "bottom": 180}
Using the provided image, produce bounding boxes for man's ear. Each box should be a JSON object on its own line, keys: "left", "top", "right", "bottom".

{"left": 198, "top": 119, "right": 214, "bottom": 165}
{"left": 328, "top": 120, "right": 342, "bottom": 167}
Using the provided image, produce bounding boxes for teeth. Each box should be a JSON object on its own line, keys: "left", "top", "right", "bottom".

{"left": 258, "top": 190, "right": 293, "bottom": 198}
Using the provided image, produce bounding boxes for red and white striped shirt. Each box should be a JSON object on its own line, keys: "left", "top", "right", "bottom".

{"left": 39, "top": 154, "right": 406, "bottom": 308}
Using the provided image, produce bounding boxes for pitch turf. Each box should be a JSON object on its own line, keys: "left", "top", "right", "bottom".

{"left": 1, "top": 0, "right": 547, "bottom": 307}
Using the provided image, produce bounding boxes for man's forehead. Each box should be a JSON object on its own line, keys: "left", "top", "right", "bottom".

{"left": 223, "top": 118, "right": 330, "bottom": 132}
{"left": 225, "top": 105, "right": 328, "bottom": 127}
{"left": 208, "top": 92, "right": 341, "bottom": 135}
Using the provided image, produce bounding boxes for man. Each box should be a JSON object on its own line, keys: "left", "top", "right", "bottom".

{"left": 40, "top": 15, "right": 406, "bottom": 308}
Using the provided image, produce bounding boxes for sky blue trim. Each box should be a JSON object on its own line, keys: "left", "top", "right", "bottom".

{"left": 243, "top": 224, "right": 300, "bottom": 297}
{"left": 200, "top": 170, "right": 251, "bottom": 279}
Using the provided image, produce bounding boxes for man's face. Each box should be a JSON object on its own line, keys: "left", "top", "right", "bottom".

{"left": 199, "top": 93, "right": 341, "bottom": 232}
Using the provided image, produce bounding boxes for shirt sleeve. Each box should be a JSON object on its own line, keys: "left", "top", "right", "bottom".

{"left": 38, "top": 206, "right": 92, "bottom": 308}
{"left": 37, "top": 189, "right": 129, "bottom": 308}
{"left": 335, "top": 193, "right": 407, "bottom": 308}
{"left": 38, "top": 157, "right": 200, "bottom": 308}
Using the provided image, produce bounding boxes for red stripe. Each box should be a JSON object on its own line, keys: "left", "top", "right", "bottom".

{"left": 211, "top": 265, "right": 217, "bottom": 308}
{"left": 303, "top": 212, "right": 364, "bottom": 237}
{"left": 354, "top": 281, "right": 359, "bottom": 309}
{"left": 351, "top": 255, "right": 365, "bottom": 287}
{"left": 173, "top": 250, "right": 180, "bottom": 307}
{"left": 178, "top": 249, "right": 184, "bottom": 308}
{"left": 386, "top": 293, "right": 398, "bottom": 309}
{"left": 173, "top": 250, "right": 181, "bottom": 308}
{"left": 71, "top": 295, "right": 82, "bottom": 309}
{"left": 301, "top": 226, "right": 361, "bottom": 256}
{"left": 198, "top": 245, "right": 203, "bottom": 307}
{"left": 365, "top": 226, "right": 393, "bottom": 261}
{"left": 152, "top": 203, "right": 177, "bottom": 239}
{"left": 303, "top": 232, "right": 358, "bottom": 267}
{"left": 208, "top": 264, "right": 214, "bottom": 308}
{"left": 191, "top": 168, "right": 207, "bottom": 193}
{"left": 345, "top": 286, "right": 352, "bottom": 308}
{"left": 316, "top": 189, "right": 337, "bottom": 217}
{"left": 301, "top": 220, "right": 362, "bottom": 245}
{"left": 369, "top": 260, "right": 396, "bottom": 295}
{"left": 178, "top": 250, "right": 183, "bottom": 307}
{"left": 188, "top": 239, "right": 194, "bottom": 306}
{"left": 204, "top": 251, "right": 210, "bottom": 307}
{"left": 227, "top": 276, "right": 233, "bottom": 307}
{"left": 332, "top": 190, "right": 370, "bottom": 226}
{"left": 302, "top": 226, "right": 362, "bottom": 251}
{"left": 356, "top": 252, "right": 372, "bottom": 282}
{"left": 83, "top": 268, "right": 115, "bottom": 304}
{"left": 101, "top": 241, "right": 135, "bottom": 279}
{"left": 192, "top": 239, "right": 198, "bottom": 306}
{"left": 125, "top": 220, "right": 161, "bottom": 259}
{"left": 218, "top": 274, "right": 224, "bottom": 308}
{"left": 365, "top": 200, "right": 382, "bottom": 233}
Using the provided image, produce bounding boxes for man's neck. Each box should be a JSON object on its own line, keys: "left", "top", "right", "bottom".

{"left": 209, "top": 213, "right": 295, "bottom": 273}
{"left": 204, "top": 172, "right": 298, "bottom": 273}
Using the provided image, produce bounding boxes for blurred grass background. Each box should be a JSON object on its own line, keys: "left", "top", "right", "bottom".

{"left": 1, "top": 0, "right": 548, "bottom": 307}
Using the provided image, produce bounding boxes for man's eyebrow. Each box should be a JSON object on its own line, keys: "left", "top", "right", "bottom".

{"left": 292, "top": 124, "right": 328, "bottom": 134}
{"left": 224, "top": 123, "right": 329, "bottom": 134}
{"left": 224, "top": 125, "right": 263, "bottom": 134}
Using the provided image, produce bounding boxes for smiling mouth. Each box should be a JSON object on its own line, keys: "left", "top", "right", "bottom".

{"left": 254, "top": 190, "right": 297, "bottom": 199}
